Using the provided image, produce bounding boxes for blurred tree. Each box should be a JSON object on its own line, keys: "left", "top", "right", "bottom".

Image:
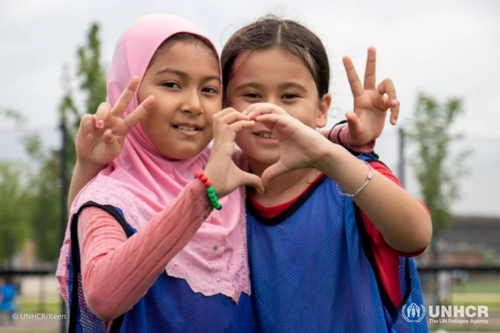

{"left": 407, "top": 92, "right": 471, "bottom": 254}
{"left": 34, "top": 22, "right": 107, "bottom": 262}
{"left": 25, "top": 136, "right": 63, "bottom": 262}
{"left": 0, "top": 162, "right": 34, "bottom": 264}
{"left": 61, "top": 22, "right": 107, "bottom": 132}
{"left": 60, "top": 22, "right": 108, "bottom": 162}
{"left": 0, "top": 109, "right": 36, "bottom": 264}
{"left": 0, "top": 23, "right": 107, "bottom": 263}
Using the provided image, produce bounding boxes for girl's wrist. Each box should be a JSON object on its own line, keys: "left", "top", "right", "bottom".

{"left": 313, "top": 143, "right": 344, "bottom": 174}
{"left": 203, "top": 168, "right": 223, "bottom": 197}
{"left": 316, "top": 145, "right": 375, "bottom": 195}
{"left": 195, "top": 172, "right": 222, "bottom": 210}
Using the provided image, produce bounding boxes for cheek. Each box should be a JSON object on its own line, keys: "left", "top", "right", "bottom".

{"left": 203, "top": 99, "right": 222, "bottom": 127}
{"left": 140, "top": 100, "right": 173, "bottom": 135}
{"left": 207, "top": 99, "right": 223, "bottom": 115}
{"left": 202, "top": 93, "right": 222, "bottom": 111}
{"left": 288, "top": 104, "right": 318, "bottom": 128}
{"left": 140, "top": 109, "right": 160, "bottom": 140}
{"left": 143, "top": 104, "right": 162, "bottom": 124}
{"left": 234, "top": 128, "right": 253, "bottom": 152}
{"left": 234, "top": 127, "right": 253, "bottom": 147}
{"left": 226, "top": 99, "right": 248, "bottom": 112}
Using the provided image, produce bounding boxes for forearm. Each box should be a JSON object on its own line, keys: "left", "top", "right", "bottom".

{"left": 316, "top": 145, "right": 432, "bottom": 253}
{"left": 79, "top": 180, "right": 213, "bottom": 321}
{"left": 68, "top": 159, "right": 107, "bottom": 211}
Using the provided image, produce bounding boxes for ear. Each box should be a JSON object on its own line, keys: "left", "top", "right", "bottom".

{"left": 316, "top": 93, "right": 331, "bottom": 128}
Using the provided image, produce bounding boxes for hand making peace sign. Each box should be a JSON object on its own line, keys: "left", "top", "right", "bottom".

{"left": 343, "top": 47, "right": 399, "bottom": 146}
{"left": 75, "top": 76, "right": 155, "bottom": 165}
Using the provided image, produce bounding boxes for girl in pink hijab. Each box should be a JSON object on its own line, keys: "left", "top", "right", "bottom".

{"left": 58, "top": 13, "right": 378, "bottom": 333}
{"left": 57, "top": 13, "right": 264, "bottom": 332}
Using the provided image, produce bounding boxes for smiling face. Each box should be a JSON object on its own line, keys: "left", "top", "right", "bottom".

{"left": 225, "top": 46, "right": 330, "bottom": 166}
{"left": 137, "top": 38, "right": 222, "bottom": 160}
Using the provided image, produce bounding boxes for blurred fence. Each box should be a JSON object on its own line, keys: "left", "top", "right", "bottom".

{"left": 419, "top": 267, "right": 500, "bottom": 332}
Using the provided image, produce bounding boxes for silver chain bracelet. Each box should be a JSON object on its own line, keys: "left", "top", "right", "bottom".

{"left": 336, "top": 161, "right": 373, "bottom": 198}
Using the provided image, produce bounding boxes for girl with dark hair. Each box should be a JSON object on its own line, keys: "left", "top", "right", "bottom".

{"left": 221, "top": 16, "right": 431, "bottom": 332}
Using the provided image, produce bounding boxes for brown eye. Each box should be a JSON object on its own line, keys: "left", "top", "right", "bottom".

{"left": 202, "top": 87, "right": 219, "bottom": 94}
{"left": 244, "top": 93, "right": 260, "bottom": 99}
{"left": 162, "top": 82, "right": 181, "bottom": 89}
{"left": 282, "top": 93, "right": 298, "bottom": 99}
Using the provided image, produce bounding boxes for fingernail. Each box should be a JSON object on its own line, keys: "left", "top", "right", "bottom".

{"left": 97, "top": 120, "right": 103, "bottom": 128}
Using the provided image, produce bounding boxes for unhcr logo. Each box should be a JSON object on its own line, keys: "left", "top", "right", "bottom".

{"left": 427, "top": 305, "right": 489, "bottom": 325}
{"left": 402, "top": 303, "right": 426, "bottom": 323}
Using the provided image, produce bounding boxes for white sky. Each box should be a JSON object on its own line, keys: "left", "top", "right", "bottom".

{"left": 1, "top": 0, "right": 499, "bottom": 216}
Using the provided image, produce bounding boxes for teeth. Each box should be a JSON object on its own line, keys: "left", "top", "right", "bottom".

{"left": 177, "top": 126, "right": 197, "bottom": 131}
{"left": 257, "top": 133, "right": 276, "bottom": 139}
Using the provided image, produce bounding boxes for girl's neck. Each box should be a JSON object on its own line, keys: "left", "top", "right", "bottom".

{"left": 248, "top": 158, "right": 321, "bottom": 206}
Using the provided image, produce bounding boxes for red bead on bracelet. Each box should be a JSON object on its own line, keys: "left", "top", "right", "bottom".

{"left": 195, "top": 172, "right": 211, "bottom": 187}
{"left": 195, "top": 172, "right": 222, "bottom": 210}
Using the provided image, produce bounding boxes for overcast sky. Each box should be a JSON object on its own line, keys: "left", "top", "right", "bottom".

{"left": 1, "top": 0, "right": 499, "bottom": 216}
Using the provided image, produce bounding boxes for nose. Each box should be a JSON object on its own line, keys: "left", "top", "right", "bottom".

{"left": 181, "top": 89, "right": 203, "bottom": 116}
{"left": 262, "top": 95, "right": 279, "bottom": 106}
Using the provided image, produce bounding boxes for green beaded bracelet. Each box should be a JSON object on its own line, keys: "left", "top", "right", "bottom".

{"left": 195, "top": 172, "right": 222, "bottom": 210}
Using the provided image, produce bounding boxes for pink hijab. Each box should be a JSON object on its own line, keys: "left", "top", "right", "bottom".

{"left": 56, "top": 13, "right": 250, "bottom": 304}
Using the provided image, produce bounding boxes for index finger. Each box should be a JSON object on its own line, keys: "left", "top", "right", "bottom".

{"left": 343, "top": 56, "right": 364, "bottom": 97}
{"left": 217, "top": 111, "right": 251, "bottom": 127}
{"left": 245, "top": 103, "right": 287, "bottom": 119}
{"left": 213, "top": 107, "right": 241, "bottom": 121}
{"left": 111, "top": 76, "right": 140, "bottom": 117}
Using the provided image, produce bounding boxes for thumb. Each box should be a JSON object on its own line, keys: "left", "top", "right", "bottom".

{"left": 261, "top": 162, "right": 288, "bottom": 187}
{"left": 345, "top": 111, "right": 363, "bottom": 136}
{"left": 241, "top": 172, "right": 265, "bottom": 194}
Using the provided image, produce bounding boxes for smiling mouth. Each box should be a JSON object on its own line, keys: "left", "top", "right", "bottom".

{"left": 254, "top": 132, "right": 276, "bottom": 139}
{"left": 174, "top": 125, "right": 201, "bottom": 132}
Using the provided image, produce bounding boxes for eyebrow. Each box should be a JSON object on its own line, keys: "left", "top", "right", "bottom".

{"left": 234, "top": 82, "right": 264, "bottom": 91}
{"left": 155, "top": 67, "right": 220, "bottom": 83}
{"left": 234, "top": 81, "right": 308, "bottom": 93}
{"left": 155, "top": 68, "right": 186, "bottom": 77}
{"left": 278, "top": 82, "right": 308, "bottom": 92}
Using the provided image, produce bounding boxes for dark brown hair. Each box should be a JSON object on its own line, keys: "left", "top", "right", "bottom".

{"left": 221, "top": 15, "right": 330, "bottom": 99}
